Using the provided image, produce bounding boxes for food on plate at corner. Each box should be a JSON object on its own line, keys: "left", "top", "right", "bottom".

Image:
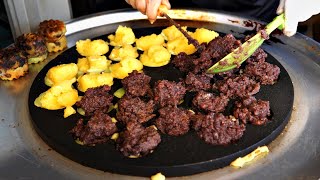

{"left": 77, "top": 72, "right": 113, "bottom": 92}
{"left": 76, "top": 39, "right": 109, "bottom": 57}
{"left": 44, "top": 63, "right": 78, "bottom": 87}
{"left": 109, "top": 44, "right": 139, "bottom": 61}
{"left": 38, "top": 19, "right": 67, "bottom": 52}
{"left": 110, "top": 57, "right": 143, "bottom": 79}
{"left": 135, "top": 34, "right": 165, "bottom": 51}
{"left": 76, "top": 56, "right": 111, "bottom": 75}
{"left": 108, "top": 25, "right": 136, "bottom": 47}
{"left": 15, "top": 33, "right": 48, "bottom": 64}
{"left": 230, "top": 146, "right": 269, "bottom": 168}
{"left": 150, "top": 172, "right": 166, "bottom": 180}
{"left": 0, "top": 47, "right": 28, "bottom": 81}
{"left": 34, "top": 80, "right": 78, "bottom": 118}
{"left": 140, "top": 45, "right": 171, "bottom": 67}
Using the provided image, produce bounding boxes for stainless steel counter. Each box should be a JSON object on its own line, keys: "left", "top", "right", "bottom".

{"left": 0, "top": 9, "right": 319, "bottom": 180}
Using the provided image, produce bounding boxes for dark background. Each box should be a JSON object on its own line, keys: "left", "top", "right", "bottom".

{"left": 0, "top": 0, "right": 319, "bottom": 48}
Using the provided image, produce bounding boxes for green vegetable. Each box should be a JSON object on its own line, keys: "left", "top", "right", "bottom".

{"left": 207, "top": 14, "right": 285, "bottom": 74}
{"left": 114, "top": 88, "right": 126, "bottom": 98}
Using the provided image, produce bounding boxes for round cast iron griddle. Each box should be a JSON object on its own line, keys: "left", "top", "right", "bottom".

{"left": 28, "top": 27, "right": 294, "bottom": 177}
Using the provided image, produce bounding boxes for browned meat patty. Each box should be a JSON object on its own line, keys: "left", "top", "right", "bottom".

{"left": 233, "top": 96, "right": 271, "bottom": 125}
{"left": 155, "top": 106, "right": 191, "bottom": 136}
{"left": 117, "top": 122, "right": 161, "bottom": 157}
{"left": 171, "top": 52, "right": 196, "bottom": 73}
{"left": 70, "top": 110, "right": 118, "bottom": 145}
{"left": 244, "top": 61, "right": 280, "bottom": 85}
{"left": 121, "top": 70, "right": 152, "bottom": 97}
{"left": 153, "top": 80, "right": 186, "bottom": 107}
{"left": 191, "top": 112, "right": 245, "bottom": 145}
{"left": 213, "top": 75, "right": 260, "bottom": 98}
{"left": 76, "top": 85, "right": 113, "bottom": 115}
{"left": 247, "top": 48, "right": 267, "bottom": 64}
{"left": 172, "top": 34, "right": 241, "bottom": 74}
{"left": 192, "top": 34, "right": 242, "bottom": 74}
{"left": 116, "top": 95, "right": 155, "bottom": 124}
{"left": 192, "top": 91, "right": 229, "bottom": 113}
{"left": 185, "top": 72, "right": 212, "bottom": 92}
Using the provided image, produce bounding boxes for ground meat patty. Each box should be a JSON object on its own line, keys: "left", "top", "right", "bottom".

{"left": 121, "top": 70, "right": 152, "bottom": 97}
{"left": 244, "top": 61, "right": 280, "bottom": 85}
{"left": 192, "top": 91, "right": 229, "bottom": 113}
{"left": 213, "top": 75, "right": 260, "bottom": 98}
{"left": 70, "top": 111, "right": 118, "bottom": 145}
{"left": 171, "top": 52, "right": 196, "bottom": 73}
{"left": 172, "top": 34, "right": 241, "bottom": 74}
{"left": 153, "top": 80, "right": 186, "bottom": 107}
{"left": 155, "top": 106, "right": 191, "bottom": 136}
{"left": 117, "top": 122, "right": 161, "bottom": 157}
{"left": 185, "top": 72, "right": 212, "bottom": 92}
{"left": 247, "top": 48, "right": 267, "bottom": 64}
{"left": 233, "top": 96, "right": 271, "bottom": 125}
{"left": 191, "top": 112, "right": 245, "bottom": 145}
{"left": 76, "top": 85, "right": 113, "bottom": 115}
{"left": 117, "top": 95, "right": 155, "bottom": 124}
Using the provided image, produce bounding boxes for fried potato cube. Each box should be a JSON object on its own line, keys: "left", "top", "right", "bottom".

{"left": 64, "top": 106, "right": 76, "bottom": 118}
{"left": 140, "top": 45, "right": 171, "bottom": 67}
{"left": 191, "top": 28, "right": 219, "bottom": 44}
{"left": 110, "top": 57, "right": 143, "bottom": 79}
{"left": 77, "top": 72, "right": 114, "bottom": 92}
{"left": 108, "top": 25, "right": 135, "bottom": 47}
{"left": 161, "top": 25, "right": 187, "bottom": 41}
{"left": 109, "top": 44, "right": 139, "bottom": 61}
{"left": 166, "top": 37, "right": 196, "bottom": 55}
{"left": 136, "top": 34, "right": 165, "bottom": 51}
{"left": 44, "top": 63, "right": 78, "bottom": 87}
{"left": 34, "top": 80, "right": 78, "bottom": 110}
{"left": 77, "top": 57, "right": 89, "bottom": 76}
{"left": 76, "top": 39, "right": 109, "bottom": 57}
{"left": 87, "top": 55, "right": 111, "bottom": 73}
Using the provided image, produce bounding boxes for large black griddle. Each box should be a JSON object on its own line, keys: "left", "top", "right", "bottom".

{"left": 28, "top": 27, "right": 294, "bottom": 177}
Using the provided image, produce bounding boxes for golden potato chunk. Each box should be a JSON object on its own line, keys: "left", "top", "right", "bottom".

{"left": 77, "top": 72, "right": 114, "bottom": 92}
{"left": 136, "top": 34, "right": 165, "bottom": 51}
{"left": 166, "top": 37, "right": 196, "bottom": 55}
{"left": 34, "top": 80, "right": 78, "bottom": 110}
{"left": 108, "top": 25, "right": 135, "bottom": 47}
{"left": 161, "top": 25, "right": 187, "bottom": 41}
{"left": 77, "top": 57, "right": 89, "bottom": 76}
{"left": 76, "top": 39, "right": 109, "bottom": 57}
{"left": 140, "top": 45, "right": 171, "bottom": 67}
{"left": 109, "top": 44, "right": 139, "bottom": 61}
{"left": 64, "top": 106, "right": 76, "bottom": 118}
{"left": 110, "top": 57, "right": 143, "bottom": 79}
{"left": 87, "top": 55, "right": 111, "bottom": 73}
{"left": 76, "top": 56, "right": 111, "bottom": 75}
{"left": 191, "top": 28, "right": 219, "bottom": 44}
{"left": 44, "top": 63, "right": 78, "bottom": 87}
